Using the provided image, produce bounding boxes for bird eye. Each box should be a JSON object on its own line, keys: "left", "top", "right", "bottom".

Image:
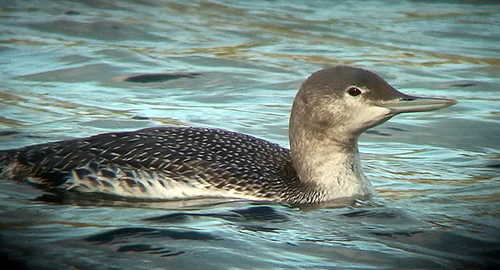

{"left": 347, "top": 87, "right": 362, "bottom": 97}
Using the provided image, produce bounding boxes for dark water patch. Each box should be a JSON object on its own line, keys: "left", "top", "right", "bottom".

{"left": 239, "top": 224, "right": 280, "bottom": 233}
{"left": 0, "top": 130, "right": 20, "bottom": 137}
{"left": 64, "top": 10, "right": 81, "bottom": 15}
{"left": 341, "top": 209, "right": 381, "bottom": 218}
{"left": 143, "top": 206, "right": 288, "bottom": 234}
{"left": 33, "top": 193, "right": 70, "bottom": 204}
{"left": 116, "top": 244, "right": 185, "bottom": 257}
{"left": 485, "top": 163, "right": 500, "bottom": 169}
{"left": 0, "top": 251, "right": 32, "bottom": 270}
{"left": 341, "top": 208, "right": 403, "bottom": 219}
{"left": 450, "top": 82, "right": 479, "bottom": 87}
{"left": 373, "top": 229, "right": 500, "bottom": 269}
{"left": 85, "top": 227, "right": 218, "bottom": 245}
{"left": 145, "top": 205, "right": 289, "bottom": 224}
{"left": 370, "top": 230, "right": 426, "bottom": 238}
{"left": 365, "top": 129, "right": 392, "bottom": 136}
{"left": 340, "top": 207, "right": 418, "bottom": 224}
{"left": 231, "top": 206, "right": 289, "bottom": 222}
{"left": 144, "top": 212, "right": 195, "bottom": 223}
{"left": 132, "top": 115, "right": 150, "bottom": 120}
{"left": 387, "top": 126, "right": 409, "bottom": 132}
{"left": 117, "top": 244, "right": 163, "bottom": 252}
{"left": 124, "top": 73, "right": 201, "bottom": 83}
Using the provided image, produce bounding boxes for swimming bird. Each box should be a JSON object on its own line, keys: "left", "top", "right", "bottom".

{"left": 0, "top": 66, "right": 457, "bottom": 204}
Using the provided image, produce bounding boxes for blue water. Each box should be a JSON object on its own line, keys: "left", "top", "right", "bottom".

{"left": 0, "top": 0, "right": 499, "bottom": 269}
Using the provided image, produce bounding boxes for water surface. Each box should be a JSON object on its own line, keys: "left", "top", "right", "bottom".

{"left": 0, "top": 0, "right": 499, "bottom": 269}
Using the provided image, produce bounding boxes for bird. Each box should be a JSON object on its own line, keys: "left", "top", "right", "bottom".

{"left": 0, "top": 66, "right": 457, "bottom": 204}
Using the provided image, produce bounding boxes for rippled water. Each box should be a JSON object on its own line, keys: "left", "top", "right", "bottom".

{"left": 0, "top": 0, "right": 499, "bottom": 269}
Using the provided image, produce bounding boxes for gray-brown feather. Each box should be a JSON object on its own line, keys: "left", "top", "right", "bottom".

{"left": 0, "top": 127, "right": 305, "bottom": 201}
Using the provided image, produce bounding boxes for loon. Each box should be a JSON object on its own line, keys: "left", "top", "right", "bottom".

{"left": 0, "top": 66, "right": 457, "bottom": 204}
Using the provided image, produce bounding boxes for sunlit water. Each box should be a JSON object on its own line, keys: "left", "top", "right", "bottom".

{"left": 0, "top": 0, "right": 499, "bottom": 269}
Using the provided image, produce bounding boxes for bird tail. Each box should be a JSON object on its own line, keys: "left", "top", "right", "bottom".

{"left": 0, "top": 149, "right": 17, "bottom": 180}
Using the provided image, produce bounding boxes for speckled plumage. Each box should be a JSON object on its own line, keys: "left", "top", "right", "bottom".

{"left": 0, "top": 127, "right": 316, "bottom": 203}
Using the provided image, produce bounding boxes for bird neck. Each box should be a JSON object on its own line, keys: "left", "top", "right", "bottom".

{"left": 289, "top": 116, "right": 373, "bottom": 202}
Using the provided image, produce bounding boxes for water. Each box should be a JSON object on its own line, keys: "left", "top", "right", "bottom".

{"left": 0, "top": 0, "right": 499, "bottom": 269}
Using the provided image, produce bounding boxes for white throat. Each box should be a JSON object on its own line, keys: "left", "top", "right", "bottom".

{"left": 290, "top": 137, "right": 373, "bottom": 201}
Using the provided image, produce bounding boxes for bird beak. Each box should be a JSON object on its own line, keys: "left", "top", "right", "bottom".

{"left": 379, "top": 95, "right": 458, "bottom": 114}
